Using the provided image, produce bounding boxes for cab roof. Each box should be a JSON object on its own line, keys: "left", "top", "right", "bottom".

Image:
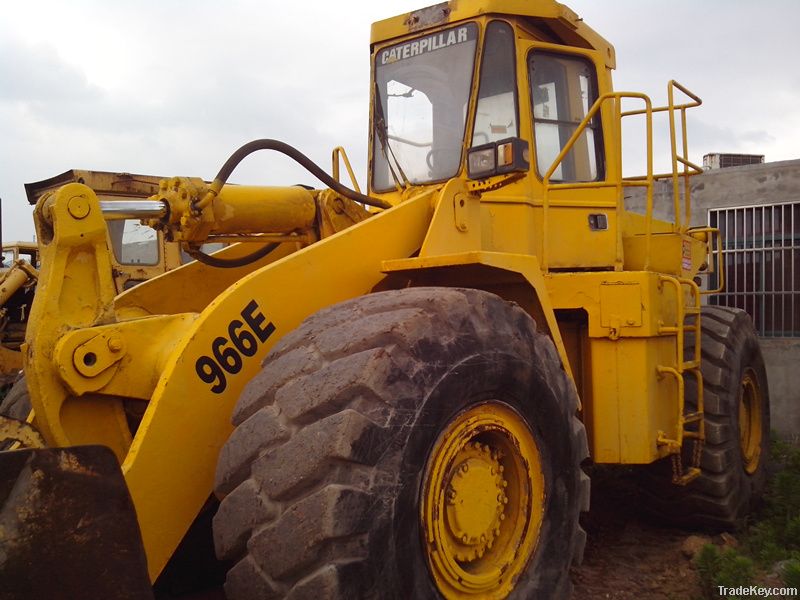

{"left": 24, "top": 169, "right": 164, "bottom": 205}
{"left": 371, "top": 0, "right": 615, "bottom": 68}
{"left": 2, "top": 241, "right": 38, "bottom": 251}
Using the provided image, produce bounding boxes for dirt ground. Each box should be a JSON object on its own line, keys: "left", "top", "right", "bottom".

{"left": 571, "top": 468, "right": 704, "bottom": 600}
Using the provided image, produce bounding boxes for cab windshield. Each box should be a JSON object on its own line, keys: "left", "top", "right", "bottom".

{"left": 372, "top": 23, "right": 478, "bottom": 191}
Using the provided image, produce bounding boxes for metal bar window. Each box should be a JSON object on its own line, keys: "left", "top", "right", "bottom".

{"left": 709, "top": 201, "right": 800, "bottom": 337}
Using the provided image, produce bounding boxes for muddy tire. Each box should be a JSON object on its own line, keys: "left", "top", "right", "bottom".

{"left": 213, "top": 287, "right": 589, "bottom": 599}
{"left": 642, "top": 306, "right": 770, "bottom": 529}
{"left": 0, "top": 376, "right": 30, "bottom": 420}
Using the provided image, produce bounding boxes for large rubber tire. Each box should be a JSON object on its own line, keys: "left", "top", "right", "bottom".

{"left": 0, "top": 376, "right": 30, "bottom": 420}
{"left": 212, "top": 287, "right": 589, "bottom": 599}
{"left": 641, "top": 306, "right": 770, "bottom": 528}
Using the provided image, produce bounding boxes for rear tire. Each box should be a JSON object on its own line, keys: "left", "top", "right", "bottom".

{"left": 641, "top": 306, "right": 770, "bottom": 528}
{"left": 213, "top": 287, "right": 589, "bottom": 599}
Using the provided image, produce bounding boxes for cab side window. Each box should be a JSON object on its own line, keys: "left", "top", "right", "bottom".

{"left": 529, "top": 52, "right": 603, "bottom": 182}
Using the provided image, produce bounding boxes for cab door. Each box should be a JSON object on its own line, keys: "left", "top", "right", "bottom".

{"left": 523, "top": 40, "right": 616, "bottom": 270}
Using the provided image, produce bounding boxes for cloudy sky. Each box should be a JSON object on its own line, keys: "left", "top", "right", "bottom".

{"left": 2, "top": 0, "right": 798, "bottom": 241}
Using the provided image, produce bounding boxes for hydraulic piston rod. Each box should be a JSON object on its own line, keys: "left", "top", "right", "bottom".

{"left": 100, "top": 200, "right": 168, "bottom": 221}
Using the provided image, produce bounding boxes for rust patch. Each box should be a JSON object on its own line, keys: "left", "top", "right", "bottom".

{"left": 57, "top": 450, "right": 100, "bottom": 477}
{"left": 405, "top": 2, "right": 451, "bottom": 31}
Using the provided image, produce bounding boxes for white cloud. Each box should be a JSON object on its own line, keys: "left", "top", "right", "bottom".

{"left": 1, "top": 0, "right": 798, "bottom": 241}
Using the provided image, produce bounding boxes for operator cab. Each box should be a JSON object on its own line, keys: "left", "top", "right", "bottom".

{"left": 370, "top": 2, "right": 609, "bottom": 194}
{"left": 1, "top": 243, "right": 39, "bottom": 269}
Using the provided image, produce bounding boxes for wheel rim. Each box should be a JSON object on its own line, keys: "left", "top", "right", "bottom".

{"left": 421, "top": 402, "right": 544, "bottom": 599}
{"left": 738, "top": 368, "right": 763, "bottom": 474}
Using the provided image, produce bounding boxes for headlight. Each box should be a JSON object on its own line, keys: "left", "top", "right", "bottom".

{"left": 467, "top": 137, "right": 529, "bottom": 180}
{"left": 467, "top": 146, "right": 497, "bottom": 178}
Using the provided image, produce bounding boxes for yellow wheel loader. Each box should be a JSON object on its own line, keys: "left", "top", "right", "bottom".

{"left": 0, "top": 1, "right": 769, "bottom": 599}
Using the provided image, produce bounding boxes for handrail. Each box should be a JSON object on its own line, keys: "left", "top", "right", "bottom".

{"left": 690, "top": 226, "right": 725, "bottom": 294}
{"left": 331, "top": 146, "right": 362, "bottom": 194}
{"left": 542, "top": 92, "right": 654, "bottom": 272}
{"left": 666, "top": 81, "right": 703, "bottom": 231}
{"left": 621, "top": 80, "right": 700, "bottom": 117}
{"left": 541, "top": 80, "right": 703, "bottom": 272}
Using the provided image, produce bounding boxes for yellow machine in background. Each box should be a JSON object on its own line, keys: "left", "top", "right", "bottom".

{"left": 0, "top": 242, "right": 38, "bottom": 387}
{"left": 0, "top": 1, "right": 769, "bottom": 599}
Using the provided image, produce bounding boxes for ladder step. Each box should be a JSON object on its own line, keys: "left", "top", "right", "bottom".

{"left": 683, "top": 412, "right": 703, "bottom": 424}
{"left": 674, "top": 467, "right": 701, "bottom": 486}
{"left": 682, "top": 360, "right": 700, "bottom": 370}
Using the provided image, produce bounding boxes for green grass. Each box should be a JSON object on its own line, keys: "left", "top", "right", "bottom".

{"left": 695, "top": 545, "right": 755, "bottom": 599}
{"left": 694, "top": 437, "right": 800, "bottom": 599}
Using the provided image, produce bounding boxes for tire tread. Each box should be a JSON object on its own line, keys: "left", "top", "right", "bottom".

{"left": 214, "top": 288, "right": 588, "bottom": 599}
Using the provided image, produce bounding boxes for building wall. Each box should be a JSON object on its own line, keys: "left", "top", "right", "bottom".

{"left": 626, "top": 159, "right": 800, "bottom": 438}
{"left": 761, "top": 339, "right": 800, "bottom": 439}
{"left": 625, "top": 158, "right": 800, "bottom": 224}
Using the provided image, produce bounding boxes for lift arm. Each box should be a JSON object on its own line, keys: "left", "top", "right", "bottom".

{"left": 23, "top": 179, "right": 434, "bottom": 579}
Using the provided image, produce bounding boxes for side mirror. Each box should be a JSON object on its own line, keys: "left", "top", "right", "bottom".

{"left": 467, "top": 137, "right": 529, "bottom": 179}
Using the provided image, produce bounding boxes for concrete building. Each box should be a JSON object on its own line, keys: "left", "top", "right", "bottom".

{"left": 626, "top": 157, "right": 800, "bottom": 438}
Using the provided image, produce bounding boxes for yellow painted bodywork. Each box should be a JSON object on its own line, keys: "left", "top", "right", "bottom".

{"left": 364, "top": 5, "right": 708, "bottom": 472}
{"left": 371, "top": 0, "right": 616, "bottom": 69}
{"left": 547, "top": 272, "right": 680, "bottom": 463}
{"left": 20, "top": 0, "right": 714, "bottom": 585}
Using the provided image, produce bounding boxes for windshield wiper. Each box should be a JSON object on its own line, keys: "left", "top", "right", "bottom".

{"left": 388, "top": 87, "right": 416, "bottom": 99}
{"left": 373, "top": 79, "right": 411, "bottom": 191}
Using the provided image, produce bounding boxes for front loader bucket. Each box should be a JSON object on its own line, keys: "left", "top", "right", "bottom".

{"left": 0, "top": 446, "right": 153, "bottom": 600}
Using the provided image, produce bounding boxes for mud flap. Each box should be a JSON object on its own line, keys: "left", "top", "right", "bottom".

{"left": 0, "top": 446, "right": 153, "bottom": 600}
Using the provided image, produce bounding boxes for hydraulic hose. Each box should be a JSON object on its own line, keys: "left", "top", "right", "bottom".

{"left": 183, "top": 242, "right": 280, "bottom": 269}
{"left": 188, "top": 139, "right": 391, "bottom": 268}
{"left": 196, "top": 139, "right": 391, "bottom": 211}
